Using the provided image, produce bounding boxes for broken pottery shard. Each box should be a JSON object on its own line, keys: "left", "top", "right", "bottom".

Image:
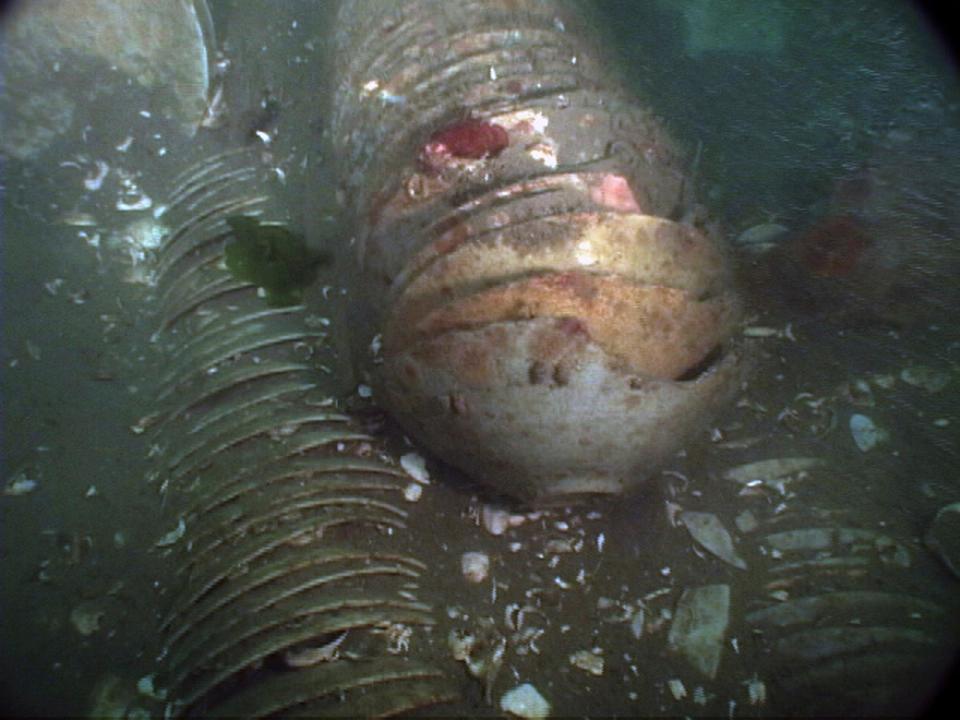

{"left": 680, "top": 511, "right": 747, "bottom": 570}
{"left": 668, "top": 584, "right": 731, "bottom": 679}
{"left": 722, "top": 457, "right": 822, "bottom": 484}
{"left": 925, "top": 502, "right": 960, "bottom": 579}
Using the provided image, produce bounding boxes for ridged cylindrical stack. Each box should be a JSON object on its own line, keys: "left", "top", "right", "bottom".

{"left": 150, "top": 147, "right": 456, "bottom": 717}
{"left": 327, "top": 0, "right": 744, "bottom": 503}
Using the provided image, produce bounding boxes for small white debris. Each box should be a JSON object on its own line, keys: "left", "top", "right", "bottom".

{"left": 461, "top": 551, "right": 490, "bottom": 583}
{"left": 117, "top": 194, "right": 153, "bottom": 212}
{"left": 83, "top": 160, "right": 109, "bottom": 191}
{"left": 283, "top": 631, "right": 348, "bottom": 667}
{"left": 84, "top": 485, "right": 98, "bottom": 498}
{"left": 136, "top": 674, "right": 167, "bottom": 700}
{"left": 735, "top": 222, "right": 788, "bottom": 253}
{"left": 482, "top": 505, "right": 510, "bottom": 535}
{"left": 115, "top": 136, "right": 133, "bottom": 152}
{"left": 369, "top": 333, "right": 382, "bottom": 357}
{"left": 400, "top": 452, "right": 430, "bottom": 483}
{"left": 500, "top": 683, "right": 550, "bottom": 719}
{"left": 70, "top": 602, "right": 105, "bottom": 636}
{"left": 744, "top": 326, "right": 781, "bottom": 338}
{"left": 569, "top": 649, "right": 604, "bottom": 676}
{"left": 667, "top": 678, "right": 687, "bottom": 700}
{"left": 849, "top": 413, "right": 887, "bottom": 451}
{"left": 155, "top": 517, "right": 186, "bottom": 548}
{"left": 744, "top": 675, "right": 767, "bottom": 706}
{"left": 596, "top": 532, "right": 605, "bottom": 553}
{"left": 3, "top": 472, "right": 38, "bottom": 496}
{"left": 357, "top": 383, "right": 373, "bottom": 398}
{"left": 629, "top": 607, "right": 645, "bottom": 639}
{"left": 402, "top": 482, "right": 422, "bottom": 502}
{"left": 900, "top": 365, "right": 951, "bottom": 392}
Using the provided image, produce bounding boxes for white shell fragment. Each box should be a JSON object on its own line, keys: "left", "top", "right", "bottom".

{"left": 849, "top": 413, "right": 888, "bottom": 451}
{"left": 400, "top": 452, "right": 430, "bottom": 483}
{"left": 679, "top": 511, "right": 747, "bottom": 570}
{"left": 744, "top": 674, "right": 767, "bottom": 706}
{"left": 500, "top": 683, "right": 551, "bottom": 719}
{"left": 3, "top": 471, "right": 38, "bottom": 496}
{"left": 70, "top": 601, "right": 105, "bottom": 636}
{"left": 402, "top": 482, "right": 423, "bottom": 502}
{"left": 900, "top": 365, "right": 951, "bottom": 392}
{"left": 734, "top": 222, "right": 788, "bottom": 253}
{"left": 925, "top": 502, "right": 960, "bottom": 579}
{"left": 461, "top": 551, "right": 490, "bottom": 583}
{"left": 136, "top": 674, "right": 168, "bottom": 701}
{"left": 667, "top": 678, "right": 687, "bottom": 700}
{"left": 154, "top": 517, "right": 186, "bottom": 548}
{"left": 482, "top": 505, "right": 510, "bottom": 535}
{"left": 668, "top": 584, "right": 731, "bottom": 679}
{"left": 569, "top": 649, "right": 604, "bottom": 676}
{"left": 722, "top": 457, "right": 822, "bottom": 484}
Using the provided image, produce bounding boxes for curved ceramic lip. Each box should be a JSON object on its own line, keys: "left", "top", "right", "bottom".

{"left": 379, "top": 317, "right": 746, "bottom": 504}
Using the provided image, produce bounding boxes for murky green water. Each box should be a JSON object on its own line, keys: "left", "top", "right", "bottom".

{"left": 2, "top": 1, "right": 958, "bottom": 716}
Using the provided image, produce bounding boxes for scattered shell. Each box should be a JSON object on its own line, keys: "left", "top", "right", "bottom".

{"left": 849, "top": 413, "right": 887, "bottom": 451}
{"left": 743, "top": 326, "right": 782, "bottom": 338}
{"left": 116, "top": 193, "right": 152, "bottom": 211}
{"left": 84, "top": 160, "right": 109, "bottom": 191}
{"left": 744, "top": 675, "right": 767, "bottom": 706}
{"left": 482, "top": 505, "right": 510, "bottom": 535}
{"left": 402, "top": 482, "right": 423, "bottom": 502}
{"left": 667, "top": 678, "right": 687, "bottom": 700}
{"left": 70, "top": 601, "right": 105, "bottom": 636}
{"left": 136, "top": 674, "right": 167, "bottom": 701}
{"left": 400, "top": 452, "right": 430, "bottom": 483}
{"left": 500, "top": 683, "right": 550, "bottom": 719}
{"left": 4, "top": 472, "right": 38, "bottom": 496}
{"left": 629, "top": 608, "right": 646, "bottom": 639}
{"left": 722, "top": 457, "right": 822, "bottom": 484}
{"left": 900, "top": 365, "right": 951, "bottom": 393}
{"left": 871, "top": 373, "right": 896, "bottom": 390}
{"left": 734, "top": 222, "right": 788, "bottom": 253}
{"left": 461, "top": 551, "right": 490, "bottom": 583}
{"left": 59, "top": 210, "right": 98, "bottom": 227}
{"left": 154, "top": 517, "right": 186, "bottom": 548}
{"left": 130, "top": 412, "right": 161, "bottom": 435}
{"left": 679, "top": 511, "right": 747, "bottom": 570}
{"left": 569, "top": 649, "right": 604, "bottom": 676}
{"left": 283, "top": 631, "right": 348, "bottom": 667}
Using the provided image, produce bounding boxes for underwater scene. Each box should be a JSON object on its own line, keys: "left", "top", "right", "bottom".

{"left": 1, "top": 0, "right": 959, "bottom": 716}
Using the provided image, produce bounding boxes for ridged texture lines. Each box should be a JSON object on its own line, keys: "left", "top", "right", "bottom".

{"left": 148, "top": 146, "right": 455, "bottom": 717}
{"left": 326, "top": 0, "right": 743, "bottom": 502}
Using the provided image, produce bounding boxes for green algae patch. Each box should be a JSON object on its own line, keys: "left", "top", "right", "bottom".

{"left": 224, "top": 215, "right": 323, "bottom": 306}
